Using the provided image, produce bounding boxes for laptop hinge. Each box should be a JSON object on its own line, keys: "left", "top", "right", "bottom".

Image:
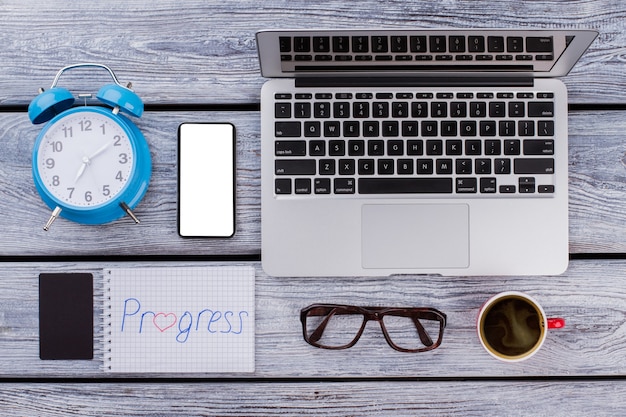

{"left": 295, "top": 76, "right": 534, "bottom": 88}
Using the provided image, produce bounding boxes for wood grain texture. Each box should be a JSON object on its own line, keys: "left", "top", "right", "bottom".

{"left": 1, "top": 380, "right": 625, "bottom": 416}
{"left": 0, "top": 0, "right": 623, "bottom": 105}
{"left": 1, "top": 259, "right": 625, "bottom": 378}
{"left": 0, "top": 1, "right": 625, "bottom": 414}
{"left": 1, "top": 110, "right": 624, "bottom": 257}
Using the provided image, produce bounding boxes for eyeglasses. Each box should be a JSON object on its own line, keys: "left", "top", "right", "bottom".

{"left": 301, "top": 304, "right": 447, "bottom": 353}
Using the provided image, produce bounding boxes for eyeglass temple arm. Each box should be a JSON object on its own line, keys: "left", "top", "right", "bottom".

{"left": 412, "top": 317, "right": 434, "bottom": 347}
{"left": 308, "top": 309, "right": 339, "bottom": 343}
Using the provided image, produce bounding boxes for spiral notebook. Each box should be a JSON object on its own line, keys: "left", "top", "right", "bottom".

{"left": 104, "top": 266, "right": 255, "bottom": 373}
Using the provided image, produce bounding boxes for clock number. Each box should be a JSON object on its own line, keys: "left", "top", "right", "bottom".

{"left": 62, "top": 126, "right": 73, "bottom": 138}
{"left": 45, "top": 158, "right": 55, "bottom": 169}
{"left": 114, "top": 135, "right": 121, "bottom": 146}
{"left": 50, "top": 141, "right": 63, "bottom": 152}
{"left": 67, "top": 187, "right": 75, "bottom": 199}
{"left": 103, "top": 185, "right": 110, "bottom": 196}
{"left": 100, "top": 124, "right": 106, "bottom": 135}
{"left": 78, "top": 120, "right": 92, "bottom": 132}
{"left": 118, "top": 153, "right": 128, "bottom": 164}
{"left": 85, "top": 191, "right": 93, "bottom": 202}
{"left": 52, "top": 175, "right": 60, "bottom": 186}
{"left": 115, "top": 171, "right": 124, "bottom": 182}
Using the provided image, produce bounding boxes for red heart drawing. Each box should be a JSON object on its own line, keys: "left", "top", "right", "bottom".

{"left": 153, "top": 312, "right": 177, "bottom": 332}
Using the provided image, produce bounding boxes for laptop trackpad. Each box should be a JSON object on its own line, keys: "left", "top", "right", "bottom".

{"left": 362, "top": 204, "right": 469, "bottom": 269}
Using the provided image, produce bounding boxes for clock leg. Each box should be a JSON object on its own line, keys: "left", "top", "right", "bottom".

{"left": 120, "top": 202, "right": 140, "bottom": 224}
{"left": 43, "top": 206, "right": 62, "bottom": 231}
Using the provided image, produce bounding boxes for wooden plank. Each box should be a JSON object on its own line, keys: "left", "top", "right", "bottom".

{"left": 0, "top": 0, "right": 622, "bottom": 105}
{"left": 1, "top": 110, "right": 624, "bottom": 257}
{"left": 1, "top": 259, "right": 625, "bottom": 378}
{"left": 0, "top": 380, "right": 625, "bottom": 416}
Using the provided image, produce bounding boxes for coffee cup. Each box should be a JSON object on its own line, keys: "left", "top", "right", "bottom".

{"left": 477, "top": 291, "right": 565, "bottom": 362}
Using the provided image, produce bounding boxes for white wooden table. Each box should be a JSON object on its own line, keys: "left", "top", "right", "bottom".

{"left": 1, "top": 1, "right": 625, "bottom": 415}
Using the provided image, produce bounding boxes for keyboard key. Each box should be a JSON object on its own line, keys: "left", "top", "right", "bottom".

{"left": 507, "top": 37, "right": 524, "bottom": 52}
{"left": 378, "top": 159, "right": 395, "bottom": 174}
{"left": 429, "top": 36, "right": 446, "bottom": 52}
{"left": 495, "top": 158, "right": 511, "bottom": 174}
{"left": 456, "top": 178, "right": 477, "bottom": 193}
{"left": 313, "top": 36, "right": 330, "bottom": 52}
{"left": 526, "top": 37, "right": 553, "bottom": 52}
{"left": 352, "top": 36, "right": 369, "bottom": 53}
{"left": 295, "top": 178, "right": 312, "bottom": 194}
{"left": 338, "top": 159, "right": 355, "bottom": 175}
{"left": 519, "top": 177, "right": 536, "bottom": 193}
{"left": 328, "top": 140, "right": 345, "bottom": 155}
{"left": 524, "top": 140, "right": 554, "bottom": 155}
{"left": 294, "top": 37, "right": 311, "bottom": 52}
{"left": 275, "top": 122, "right": 301, "bottom": 137}
{"left": 348, "top": 140, "right": 365, "bottom": 155}
{"left": 275, "top": 140, "right": 306, "bottom": 156}
{"left": 468, "top": 36, "right": 485, "bottom": 52}
{"left": 372, "top": 36, "right": 389, "bottom": 52}
{"left": 275, "top": 160, "right": 316, "bottom": 175}
{"left": 368, "top": 140, "right": 384, "bottom": 155}
{"left": 314, "top": 178, "right": 331, "bottom": 194}
{"left": 509, "top": 102, "right": 525, "bottom": 117}
{"left": 309, "top": 140, "right": 325, "bottom": 156}
{"left": 528, "top": 102, "right": 554, "bottom": 117}
{"left": 410, "top": 36, "right": 427, "bottom": 52}
{"left": 514, "top": 158, "right": 555, "bottom": 174}
{"left": 275, "top": 103, "right": 291, "bottom": 118}
{"left": 335, "top": 178, "right": 356, "bottom": 194}
{"left": 449, "top": 36, "right": 466, "bottom": 52}
{"left": 436, "top": 158, "right": 453, "bottom": 174}
{"left": 538, "top": 121, "right": 555, "bottom": 136}
{"left": 359, "top": 178, "right": 453, "bottom": 194}
{"left": 359, "top": 159, "right": 375, "bottom": 175}
{"left": 304, "top": 121, "right": 321, "bottom": 137}
{"left": 324, "top": 121, "right": 341, "bottom": 137}
{"left": 319, "top": 159, "right": 336, "bottom": 175}
{"left": 391, "top": 36, "right": 408, "bottom": 52}
{"left": 275, "top": 178, "right": 291, "bottom": 194}
{"left": 314, "top": 102, "right": 331, "bottom": 118}
{"left": 480, "top": 178, "right": 497, "bottom": 193}
{"left": 488, "top": 36, "right": 505, "bottom": 52}
{"left": 294, "top": 102, "right": 311, "bottom": 118}
{"left": 475, "top": 159, "right": 492, "bottom": 174}
{"left": 279, "top": 37, "right": 291, "bottom": 53}
{"left": 333, "top": 36, "right": 350, "bottom": 52}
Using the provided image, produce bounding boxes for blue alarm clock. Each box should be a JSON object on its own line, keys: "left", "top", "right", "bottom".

{"left": 28, "top": 63, "right": 151, "bottom": 230}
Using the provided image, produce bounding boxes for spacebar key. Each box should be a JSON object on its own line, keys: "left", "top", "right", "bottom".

{"left": 359, "top": 178, "right": 453, "bottom": 194}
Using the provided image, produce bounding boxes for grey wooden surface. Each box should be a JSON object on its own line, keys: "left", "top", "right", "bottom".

{"left": 1, "top": 0, "right": 625, "bottom": 415}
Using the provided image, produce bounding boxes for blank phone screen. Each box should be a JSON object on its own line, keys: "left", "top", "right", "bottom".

{"left": 178, "top": 123, "right": 235, "bottom": 237}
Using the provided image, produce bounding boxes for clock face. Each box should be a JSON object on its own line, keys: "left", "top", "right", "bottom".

{"left": 35, "top": 110, "right": 135, "bottom": 208}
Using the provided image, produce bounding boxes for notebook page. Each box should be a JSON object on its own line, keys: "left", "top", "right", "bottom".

{"left": 104, "top": 266, "right": 255, "bottom": 373}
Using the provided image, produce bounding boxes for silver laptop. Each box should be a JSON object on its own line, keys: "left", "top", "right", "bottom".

{"left": 257, "top": 29, "right": 597, "bottom": 277}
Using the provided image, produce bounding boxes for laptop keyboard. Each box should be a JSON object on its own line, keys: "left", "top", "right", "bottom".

{"left": 272, "top": 89, "right": 556, "bottom": 197}
{"left": 279, "top": 34, "right": 555, "bottom": 63}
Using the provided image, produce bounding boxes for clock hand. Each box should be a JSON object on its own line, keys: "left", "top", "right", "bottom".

{"left": 74, "top": 156, "right": 90, "bottom": 183}
{"left": 73, "top": 143, "right": 111, "bottom": 183}
{"left": 88, "top": 142, "right": 111, "bottom": 160}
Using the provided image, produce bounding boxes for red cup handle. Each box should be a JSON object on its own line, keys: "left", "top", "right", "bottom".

{"left": 547, "top": 318, "right": 565, "bottom": 329}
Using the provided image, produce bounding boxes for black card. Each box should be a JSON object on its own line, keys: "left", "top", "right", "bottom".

{"left": 39, "top": 273, "right": 93, "bottom": 360}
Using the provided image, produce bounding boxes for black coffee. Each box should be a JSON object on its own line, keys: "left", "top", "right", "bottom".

{"left": 482, "top": 298, "right": 542, "bottom": 357}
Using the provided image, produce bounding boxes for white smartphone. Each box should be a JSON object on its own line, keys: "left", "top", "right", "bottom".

{"left": 178, "top": 123, "right": 236, "bottom": 237}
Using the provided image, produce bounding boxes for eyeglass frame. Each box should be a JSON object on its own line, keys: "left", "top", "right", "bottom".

{"left": 300, "top": 304, "right": 447, "bottom": 353}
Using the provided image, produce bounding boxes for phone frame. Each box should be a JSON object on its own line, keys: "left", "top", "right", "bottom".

{"left": 177, "top": 122, "right": 236, "bottom": 238}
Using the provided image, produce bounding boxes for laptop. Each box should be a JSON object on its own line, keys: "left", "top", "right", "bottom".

{"left": 256, "top": 29, "right": 597, "bottom": 277}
